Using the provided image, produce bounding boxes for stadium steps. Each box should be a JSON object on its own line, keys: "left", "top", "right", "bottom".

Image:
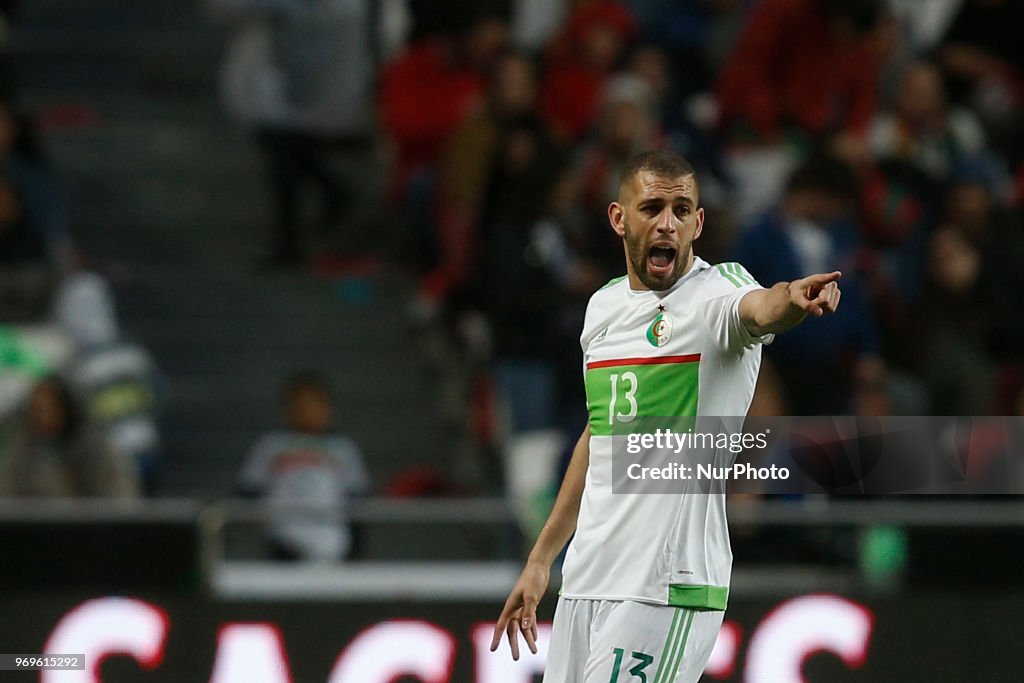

{"left": 12, "top": 0, "right": 458, "bottom": 498}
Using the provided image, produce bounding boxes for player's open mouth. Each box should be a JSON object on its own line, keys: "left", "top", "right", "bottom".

{"left": 647, "top": 243, "right": 677, "bottom": 277}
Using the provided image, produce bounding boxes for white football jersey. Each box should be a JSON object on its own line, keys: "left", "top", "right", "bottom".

{"left": 560, "top": 257, "right": 771, "bottom": 609}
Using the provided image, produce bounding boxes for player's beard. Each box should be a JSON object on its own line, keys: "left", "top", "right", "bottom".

{"left": 623, "top": 220, "right": 690, "bottom": 291}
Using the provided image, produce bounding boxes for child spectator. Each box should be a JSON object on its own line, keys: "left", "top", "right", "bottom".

{"left": 239, "top": 372, "right": 370, "bottom": 561}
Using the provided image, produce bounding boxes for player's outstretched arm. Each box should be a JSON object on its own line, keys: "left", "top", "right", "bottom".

{"left": 739, "top": 271, "right": 842, "bottom": 337}
{"left": 490, "top": 424, "right": 591, "bottom": 660}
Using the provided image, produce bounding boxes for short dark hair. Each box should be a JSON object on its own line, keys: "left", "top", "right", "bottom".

{"left": 619, "top": 150, "right": 697, "bottom": 192}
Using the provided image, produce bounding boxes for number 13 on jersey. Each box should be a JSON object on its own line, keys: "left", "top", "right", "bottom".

{"left": 608, "top": 372, "right": 639, "bottom": 424}
{"left": 586, "top": 356, "right": 701, "bottom": 435}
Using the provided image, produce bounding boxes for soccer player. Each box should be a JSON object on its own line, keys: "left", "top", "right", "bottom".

{"left": 490, "top": 150, "right": 842, "bottom": 682}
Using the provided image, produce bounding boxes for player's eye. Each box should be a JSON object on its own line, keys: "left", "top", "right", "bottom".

{"left": 675, "top": 205, "right": 690, "bottom": 216}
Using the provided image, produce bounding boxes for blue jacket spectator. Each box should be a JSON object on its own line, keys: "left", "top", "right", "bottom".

{"left": 733, "top": 155, "right": 881, "bottom": 413}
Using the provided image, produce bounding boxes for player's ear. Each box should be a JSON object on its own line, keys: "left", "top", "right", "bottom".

{"left": 609, "top": 202, "right": 626, "bottom": 237}
{"left": 693, "top": 207, "right": 705, "bottom": 241}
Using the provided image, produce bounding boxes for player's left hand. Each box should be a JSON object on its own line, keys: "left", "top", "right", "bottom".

{"left": 789, "top": 271, "right": 842, "bottom": 317}
{"left": 489, "top": 561, "right": 549, "bottom": 660}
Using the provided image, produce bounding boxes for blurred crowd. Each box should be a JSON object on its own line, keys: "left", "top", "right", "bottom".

{"left": 1, "top": 1, "right": 1023, "bottom": 543}
{"left": 251, "top": 0, "right": 1024, "bottom": 491}
{"left": 0, "top": 2, "right": 162, "bottom": 501}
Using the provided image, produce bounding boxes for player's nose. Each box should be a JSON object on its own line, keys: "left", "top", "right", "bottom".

{"left": 655, "top": 208, "right": 676, "bottom": 233}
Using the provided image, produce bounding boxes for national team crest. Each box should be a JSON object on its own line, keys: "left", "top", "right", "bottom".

{"left": 645, "top": 312, "right": 673, "bottom": 347}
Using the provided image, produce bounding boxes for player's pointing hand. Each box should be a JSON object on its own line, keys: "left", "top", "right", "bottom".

{"left": 790, "top": 271, "right": 842, "bottom": 317}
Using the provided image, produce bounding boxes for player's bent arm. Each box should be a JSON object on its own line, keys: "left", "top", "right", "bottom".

{"left": 739, "top": 271, "right": 842, "bottom": 337}
{"left": 490, "top": 424, "right": 591, "bottom": 659}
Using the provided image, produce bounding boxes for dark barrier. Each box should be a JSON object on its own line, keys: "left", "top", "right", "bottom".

{"left": 0, "top": 592, "right": 1018, "bottom": 682}
{"left": 0, "top": 501, "right": 206, "bottom": 593}
{"left": 0, "top": 520, "right": 202, "bottom": 593}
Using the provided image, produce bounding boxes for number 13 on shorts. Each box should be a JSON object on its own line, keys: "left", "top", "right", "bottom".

{"left": 608, "top": 608, "right": 692, "bottom": 683}
{"left": 608, "top": 648, "right": 654, "bottom": 682}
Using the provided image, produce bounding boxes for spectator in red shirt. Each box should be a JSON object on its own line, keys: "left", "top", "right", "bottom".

{"left": 378, "top": 16, "right": 508, "bottom": 193}
{"left": 380, "top": 37, "right": 480, "bottom": 177}
{"left": 716, "top": 0, "right": 884, "bottom": 145}
{"left": 379, "top": 10, "right": 509, "bottom": 303}
{"left": 539, "top": 0, "right": 637, "bottom": 142}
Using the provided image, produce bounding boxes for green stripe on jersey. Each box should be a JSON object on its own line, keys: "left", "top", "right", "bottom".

{"left": 600, "top": 275, "right": 628, "bottom": 290}
{"left": 731, "top": 262, "right": 756, "bottom": 286}
{"left": 585, "top": 359, "right": 699, "bottom": 436}
{"left": 715, "top": 263, "right": 741, "bottom": 287}
{"left": 716, "top": 262, "right": 757, "bottom": 288}
{"left": 668, "top": 584, "right": 729, "bottom": 610}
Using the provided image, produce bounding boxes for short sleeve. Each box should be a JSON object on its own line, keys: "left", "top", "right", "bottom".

{"left": 702, "top": 262, "right": 775, "bottom": 354}
{"left": 239, "top": 433, "right": 281, "bottom": 494}
{"left": 331, "top": 437, "right": 371, "bottom": 496}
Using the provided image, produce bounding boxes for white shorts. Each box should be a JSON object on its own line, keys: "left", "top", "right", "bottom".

{"left": 543, "top": 597, "right": 724, "bottom": 683}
